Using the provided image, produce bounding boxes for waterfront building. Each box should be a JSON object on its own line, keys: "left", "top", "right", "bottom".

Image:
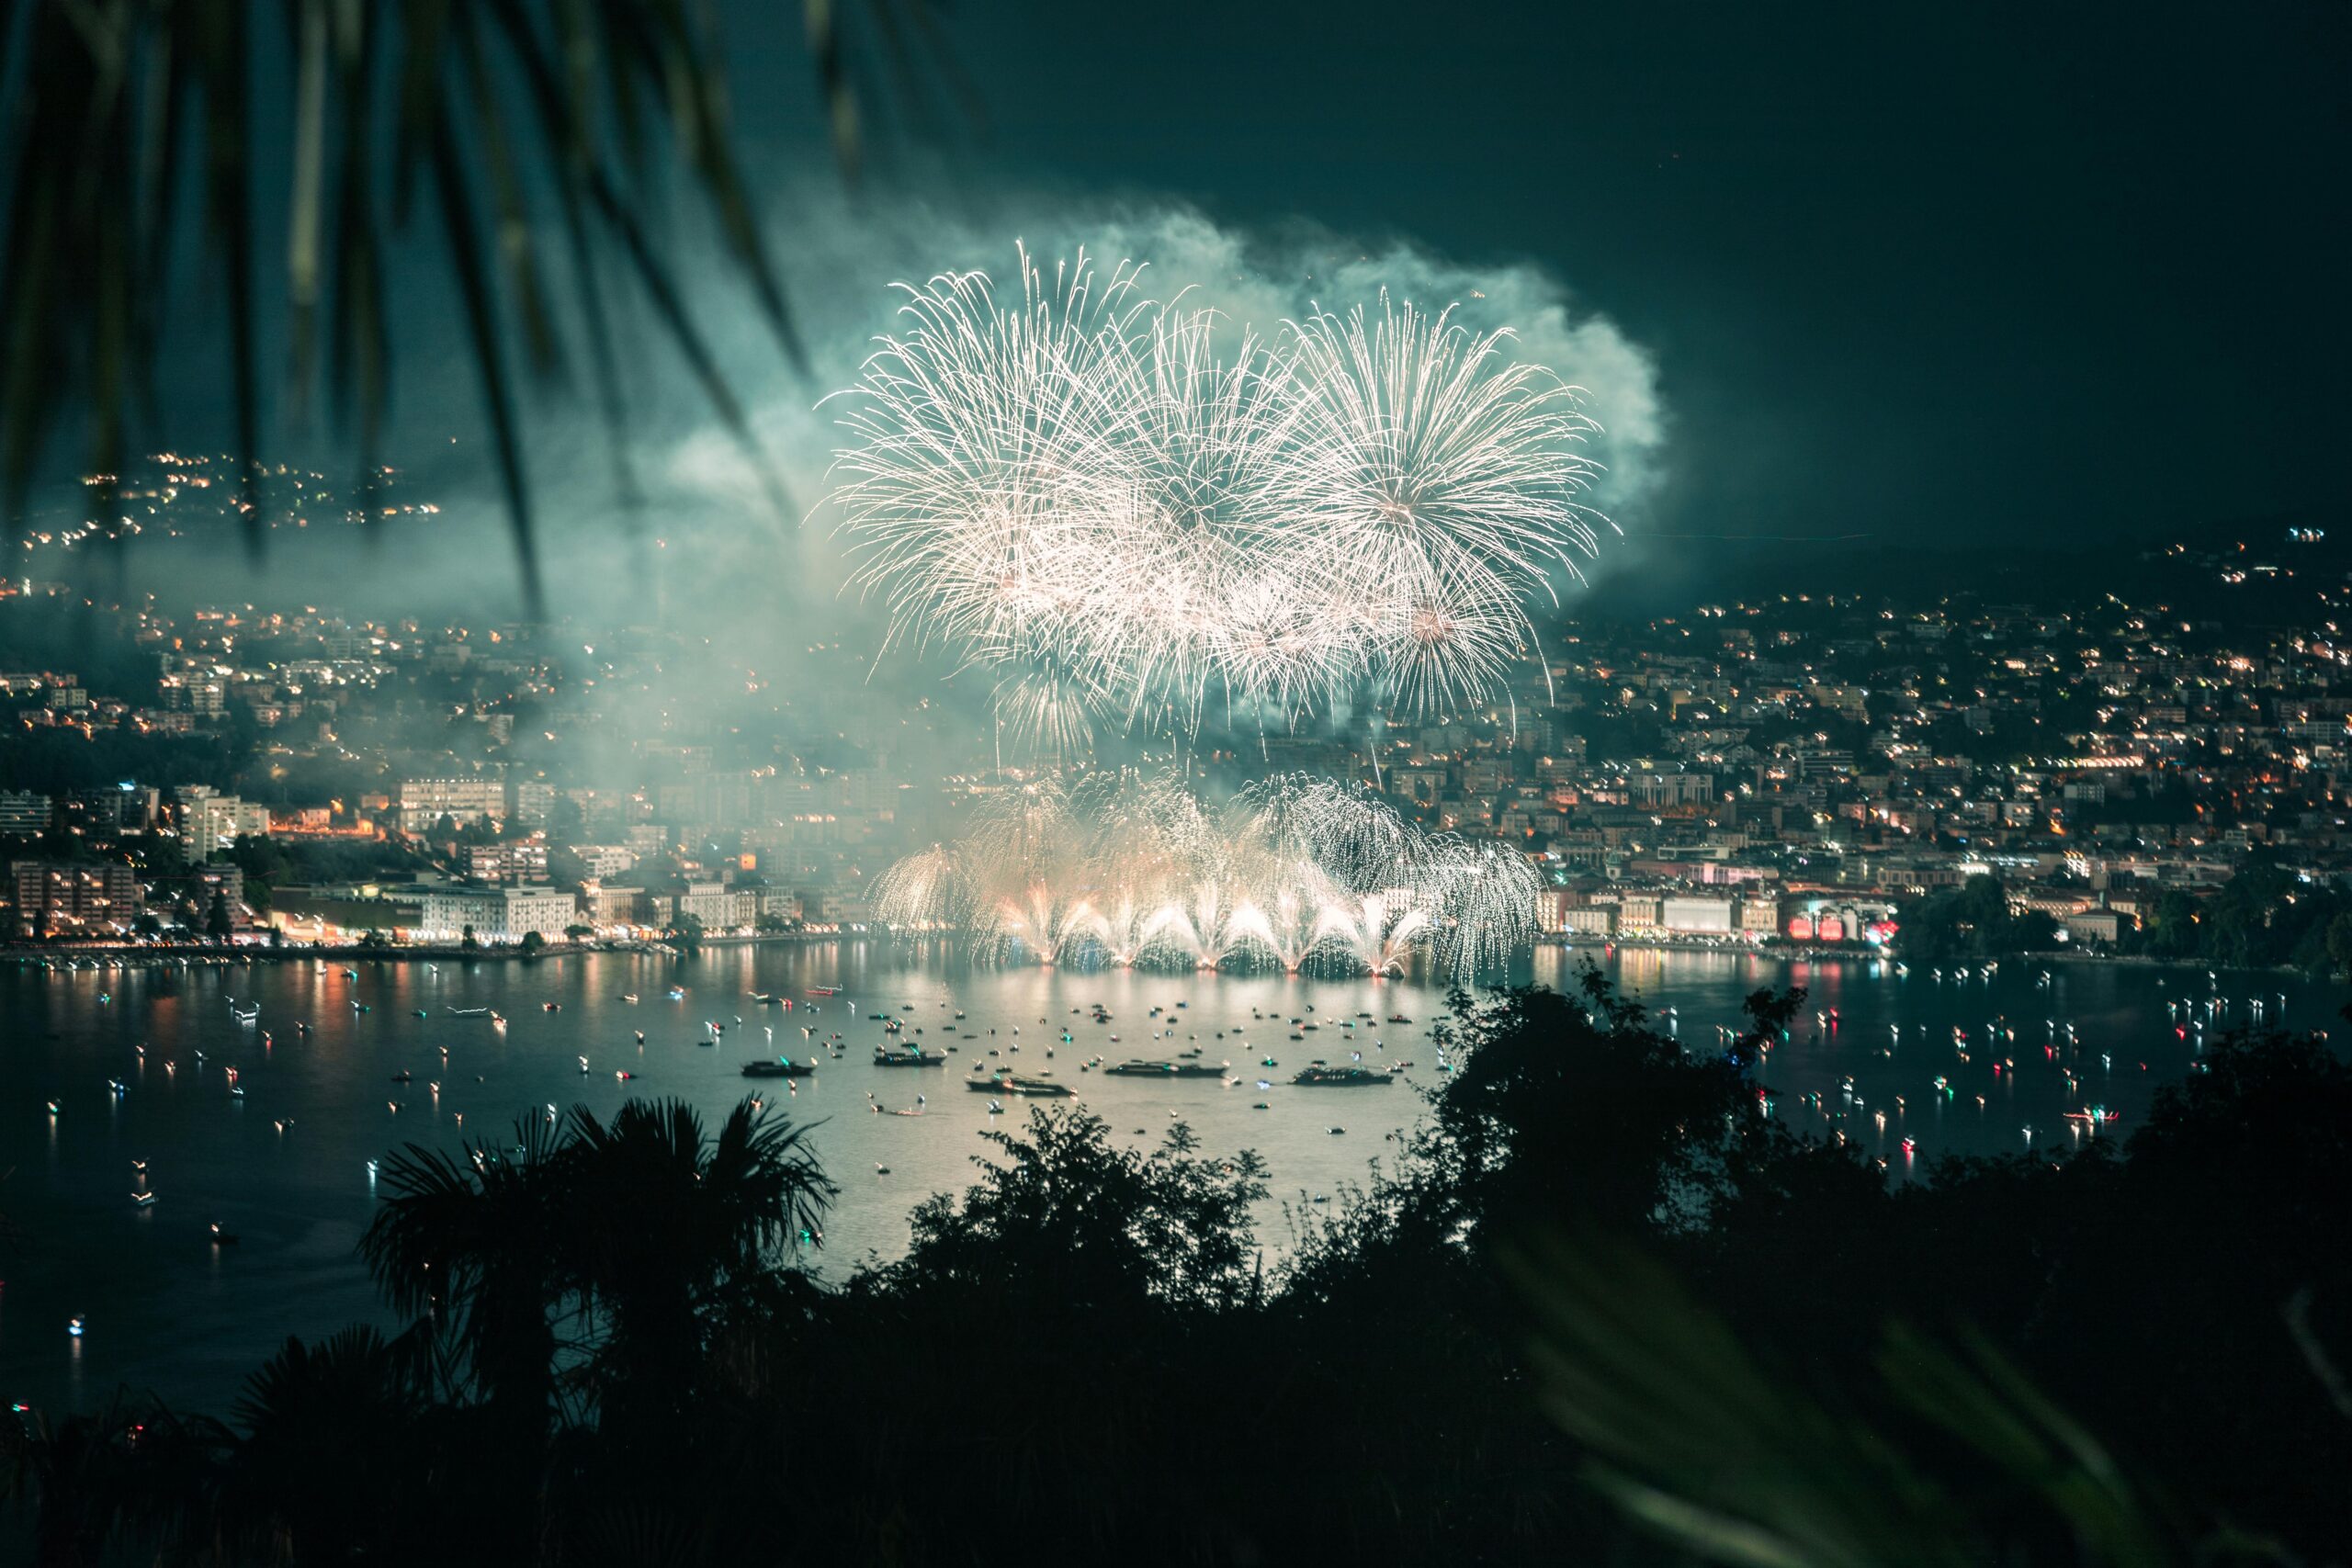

{"left": 417, "top": 886, "right": 580, "bottom": 943}
{"left": 7, "top": 861, "right": 141, "bottom": 937}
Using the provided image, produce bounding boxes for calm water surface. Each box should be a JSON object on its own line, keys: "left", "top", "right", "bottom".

{"left": 0, "top": 942, "right": 2319, "bottom": 1416}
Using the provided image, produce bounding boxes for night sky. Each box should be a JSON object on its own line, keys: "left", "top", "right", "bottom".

{"left": 725, "top": 0, "right": 2348, "bottom": 565}
{"left": 56, "top": 2, "right": 2351, "bottom": 612}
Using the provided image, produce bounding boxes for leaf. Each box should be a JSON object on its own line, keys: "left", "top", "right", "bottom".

{"left": 193, "top": 1, "right": 260, "bottom": 558}
{"left": 286, "top": 0, "right": 329, "bottom": 412}
{"left": 0, "top": 0, "right": 976, "bottom": 598}
{"left": 430, "top": 111, "right": 543, "bottom": 612}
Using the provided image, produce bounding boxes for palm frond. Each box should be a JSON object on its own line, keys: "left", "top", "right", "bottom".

{"left": 0, "top": 0, "right": 970, "bottom": 613}
{"left": 1501, "top": 1228, "right": 2200, "bottom": 1567}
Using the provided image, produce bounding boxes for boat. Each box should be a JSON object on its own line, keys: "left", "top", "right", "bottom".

{"left": 621, "top": 993, "right": 639, "bottom": 1003}
{"left": 447, "top": 1007, "right": 491, "bottom": 1017}
{"left": 741, "top": 1059, "right": 817, "bottom": 1077}
{"left": 131, "top": 1190, "right": 158, "bottom": 1207}
{"left": 873, "top": 1045, "right": 948, "bottom": 1067}
{"left": 1291, "top": 1065, "right": 1395, "bottom": 1087}
{"left": 543, "top": 1002, "right": 561, "bottom": 1012}
{"left": 230, "top": 1004, "right": 260, "bottom": 1024}
{"left": 1102, "top": 1059, "right": 1229, "bottom": 1078}
{"left": 390, "top": 1071, "right": 412, "bottom": 1084}
{"left": 209, "top": 1223, "right": 239, "bottom": 1246}
{"left": 1386, "top": 1014, "right": 1412, "bottom": 1024}
{"left": 968, "top": 1073, "right": 1077, "bottom": 1098}
{"left": 808, "top": 986, "right": 842, "bottom": 997}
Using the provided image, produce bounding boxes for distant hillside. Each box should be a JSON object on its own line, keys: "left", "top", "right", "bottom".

{"left": 1590, "top": 504, "right": 2347, "bottom": 622}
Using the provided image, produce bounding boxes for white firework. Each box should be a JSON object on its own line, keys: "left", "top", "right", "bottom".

{"left": 880, "top": 770, "right": 1532, "bottom": 978}
{"left": 826, "top": 249, "right": 1615, "bottom": 746}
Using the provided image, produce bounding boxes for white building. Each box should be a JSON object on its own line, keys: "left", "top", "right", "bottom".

{"left": 512, "top": 780, "right": 556, "bottom": 822}
{"left": 401, "top": 776, "right": 507, "bottom": 829}
{"left": 1659, "top": 895, "right": 1737, "bottom": 935}
{"left": 572, "top": 844, "right": 639, "bottom": 880}
{"left": 674, "top": 881, "right": 757, "bottom": 931}
{"left": 1632, "top": 772, "right": 1717, "bottom": 808}
{"left": 177, "top": 787, "right": 269, "bottom": 862}
{"left": 417, "top": 886, "right": 579, "bottom": 943}
{"left": 1563, "top": 905, "right": 1618, "bottom": 937}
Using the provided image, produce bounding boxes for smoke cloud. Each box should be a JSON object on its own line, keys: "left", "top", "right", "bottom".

{"left": 661, "top": 178, "right": 1666, "bottom": 608}
{"left": 48, "top": 175, "right": 1664, "bottom": 786}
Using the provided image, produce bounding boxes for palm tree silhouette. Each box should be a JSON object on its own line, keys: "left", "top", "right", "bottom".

{"left": 0, "top": 2, "right": 968, "bottom": 608}
{"left": 558, "top": 1099, "right": 833, "bottom": 1431}
{"left": 361, "top": 1111, "right": 574, "bottom": 1445}
{"left": 218, "top": 1325, "right": 435, "bottom": 1562}
{"left": 0, "top": 1394, "right": 225, "bottom": 1568}
{"left": 361, "top": 1095, "right": 833, "bottom": 1447}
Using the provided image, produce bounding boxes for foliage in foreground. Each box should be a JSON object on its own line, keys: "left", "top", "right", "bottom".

{"left": 4, "top": 975, "right": 2350, "bottom": 1566}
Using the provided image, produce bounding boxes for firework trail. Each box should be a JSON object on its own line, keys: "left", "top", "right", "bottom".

{"left": 876, "top": 772, "right": 1538, "bottom": 978}
{"left": 826, "top": 248, "right": 1614, "bottom": 749}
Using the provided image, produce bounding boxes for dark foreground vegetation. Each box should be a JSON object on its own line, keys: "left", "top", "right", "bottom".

{"left": 6, "top": 973, "right": 2350, "bottom": 1566}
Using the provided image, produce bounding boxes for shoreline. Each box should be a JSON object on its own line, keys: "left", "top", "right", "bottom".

{"left": 0, "top": 931, "right": 847, "bottom": 968}
{"left": 1550, "top": 935, "right": 2309, "bottom": 978}
{"left": 10, "top": 931, "right": 2317, "bottom": 986}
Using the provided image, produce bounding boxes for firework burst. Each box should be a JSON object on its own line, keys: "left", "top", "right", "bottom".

{"left": 826, "top": 248, "right": 1614, "bottom": 748}
{"left": 876, "top": 772, "right": 1538, "bottom": 978}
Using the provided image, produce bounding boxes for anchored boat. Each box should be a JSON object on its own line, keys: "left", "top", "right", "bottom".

{"left": 1291, "top": 1065, "right": 1395, "bottom": 1087}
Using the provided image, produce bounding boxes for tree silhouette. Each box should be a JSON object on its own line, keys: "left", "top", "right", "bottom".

{"left": 879, "top": 1108, "right": 1267, "bottom": 1320}
{"left": 362, "top": 1097, "right": 831, "bottom": 1451}
{"left": 216, "top": 1325, "right": 435, "bottom": 1562}
{"left": 9, "top": 984, "right": 2351, "bottom": 1562}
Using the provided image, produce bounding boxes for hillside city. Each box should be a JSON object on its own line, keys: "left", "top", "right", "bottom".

{"left": 6, "top": 518, "right": 2350, "bottom": 974}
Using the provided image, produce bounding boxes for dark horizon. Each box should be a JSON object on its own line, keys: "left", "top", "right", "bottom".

{"left": 11, "top": 1, "right": 2339, "bottom": 606}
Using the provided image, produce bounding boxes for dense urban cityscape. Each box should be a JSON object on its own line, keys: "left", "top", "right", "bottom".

{"left": 7, "top": 510, "right": 2348, "bottom": 977}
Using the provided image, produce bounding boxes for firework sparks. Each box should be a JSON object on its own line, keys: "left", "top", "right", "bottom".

{"left": 827, "top": 248, "right": 1614, "bottom": 746}
{"left": 876, "top": 772, "right": 1538, "bottom": 978}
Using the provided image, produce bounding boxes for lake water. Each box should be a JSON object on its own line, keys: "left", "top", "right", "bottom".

{"left": 0, "top": 941, "right": 2319, "bottom": 1416}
